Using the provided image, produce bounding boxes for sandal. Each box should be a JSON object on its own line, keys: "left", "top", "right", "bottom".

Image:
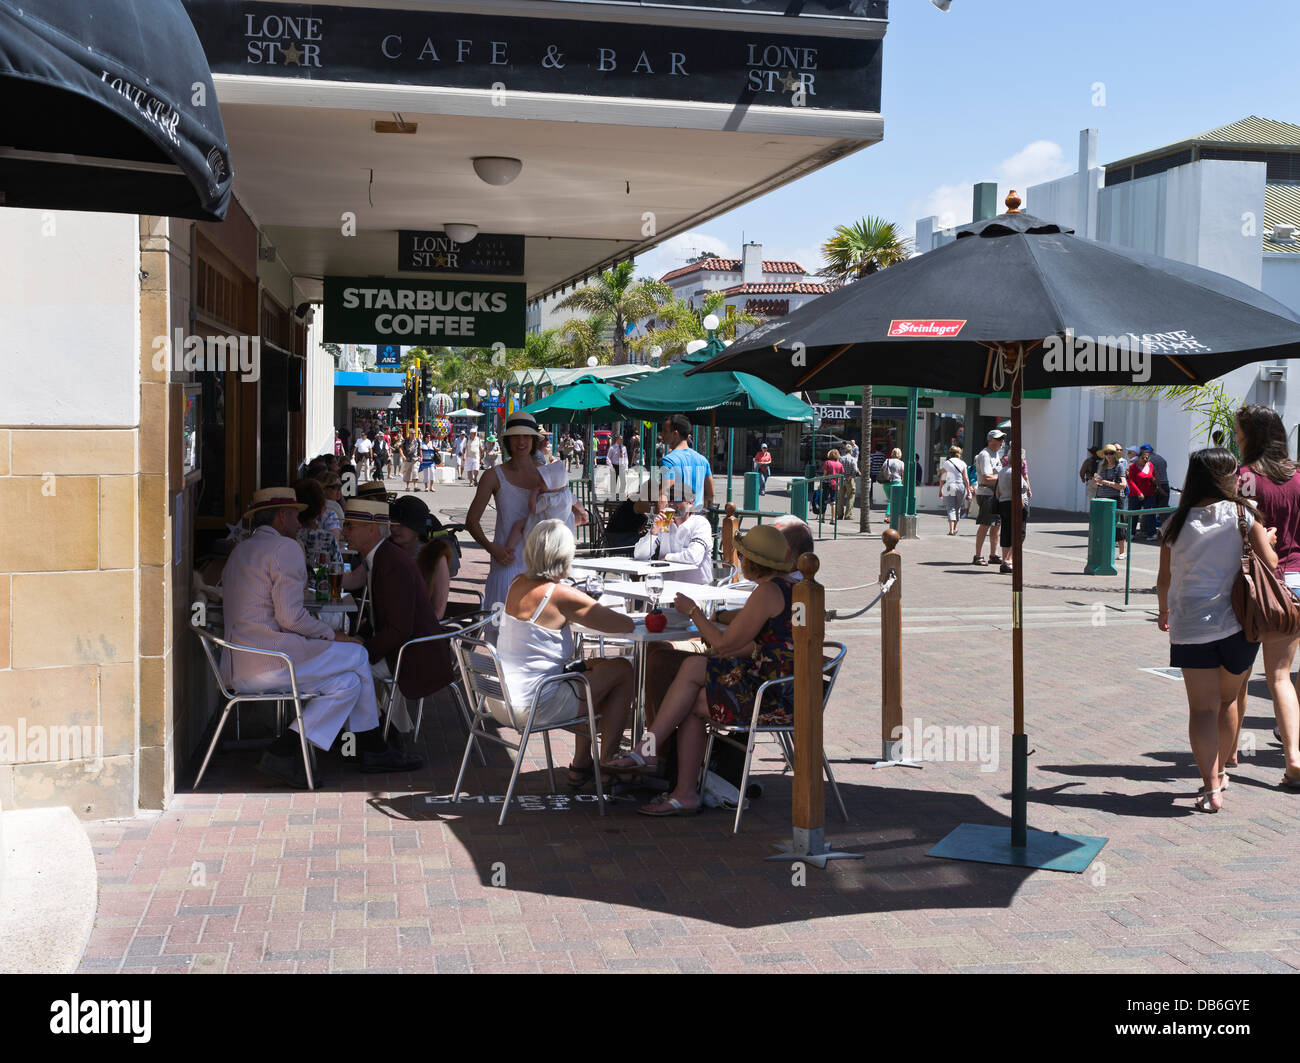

{"left": 973, "top": 555, "right": 988, "bottom": 566}
{"left": 1193, "top": 787, "right": 1223, "bottom": 813}
{"left": 603, "top": 749, "right": 658, "bottom": 774}
{"left": 637, "top": 795, "right": 699, "bottom": 817}
{"left": 1198, "top": 771, "right": 1229, "bottom": 796}
{"left": 1279, "top": 772, "right": 1300, "bottom": 790}
{"left": 565, "top": 763, "right": 611, "bottom": 789}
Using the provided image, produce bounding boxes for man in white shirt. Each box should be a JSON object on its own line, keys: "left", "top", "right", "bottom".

{"left": 353, "top": 433, "right": 373, "bottom": 480}
{"left": 220, "top": 488, "right": 416, "bottom": 787}
{"left": 606, "top": 436, "right": 627, "bottom": 499}
{"left": 464, "top": 427, "right": 483, "bottom": 486}
{"left": 972, "top": 429, "right": 1004, "bottom": 566}
{"left": 633, "top": 488, "right": 714, "bottom": 584}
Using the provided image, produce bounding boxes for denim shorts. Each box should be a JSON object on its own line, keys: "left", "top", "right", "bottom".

{"left": 1170, "top": 629, "right": 1259, "bottom": 674}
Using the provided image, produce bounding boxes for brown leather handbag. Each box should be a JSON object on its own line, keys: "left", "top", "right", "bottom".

{"left": 1230, "top": 503, "right": 1300, "bottom": 641}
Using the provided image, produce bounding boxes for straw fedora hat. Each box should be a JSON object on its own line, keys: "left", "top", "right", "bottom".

{"left": 734, "top": 524, "right": 794, "bottom": 572}
{"left": 500, "top": 411, "right": 546, "bottom": 439}
{"left": 244, "top": 487, "right": 307, "bottom": 517}
{"left": 354, "top": 480, "right": 389, "bottom": 500}
{"left": 343, "top": 499, "right": 390, "bottom": 524}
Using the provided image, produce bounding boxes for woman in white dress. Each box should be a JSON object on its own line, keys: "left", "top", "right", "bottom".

{"left": 467, "top": 412, "right": 581, "bottom": 612}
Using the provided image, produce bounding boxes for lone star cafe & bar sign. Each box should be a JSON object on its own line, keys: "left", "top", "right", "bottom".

{"left": 323, "top": 277, "right": 526, "bottom": 348}
{"left": 183, "top": 1, "right": 883, "bottom": 113}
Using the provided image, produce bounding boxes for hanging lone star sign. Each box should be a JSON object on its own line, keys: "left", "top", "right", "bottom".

{"left": 282, "top": 42, "right": 304, "bottom": 66}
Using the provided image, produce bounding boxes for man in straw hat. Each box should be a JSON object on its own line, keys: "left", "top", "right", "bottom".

{"left": 343, "top": 499, "right": 452, "bottom": 739}
{"left": 221, "top": 489, "right": 420, "bottom": 787}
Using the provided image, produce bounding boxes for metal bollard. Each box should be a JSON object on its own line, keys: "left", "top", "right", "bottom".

{"left": 1084, "top": 497, "right": 1118, "bottom": 576}
{"left": 743, "top": 471, "right": 760, "bottom": 511}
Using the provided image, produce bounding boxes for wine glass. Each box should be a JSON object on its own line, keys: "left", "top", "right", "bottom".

{"left": 587, "top": 572, "right": 604, "bottom": 600}
{"left": 644, "top": 573, "right": 664, "bottom": 611}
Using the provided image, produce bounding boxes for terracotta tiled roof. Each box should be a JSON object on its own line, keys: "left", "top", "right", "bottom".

{"left": 724, "top": 281, "right": 841, "bottom": 296}
{"left": 744, "top": 298, "right": 790, "bottom": 316}
{"left": 659, "top": 258, "right": 805, "bottom": 283}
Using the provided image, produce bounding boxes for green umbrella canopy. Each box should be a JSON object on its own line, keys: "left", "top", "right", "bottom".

{"left": 521, "top": 374, "right": 619, "bottom": 425}
{"left": 611, "top": 336, "right": 813, "bottom": 427}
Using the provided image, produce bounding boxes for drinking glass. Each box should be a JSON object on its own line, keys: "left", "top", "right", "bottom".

{"left": 644, "top": 573, "right": 664, "bottom": 610}
{"left": 587, "top": 573, "right": 604, "bottom": 600}
{"left": 328, "top": 561, "right": 344, "bottom": 602}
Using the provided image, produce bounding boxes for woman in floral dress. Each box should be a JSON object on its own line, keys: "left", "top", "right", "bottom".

{"left": 606, "top": 525, "right": 797, "bottom": 815}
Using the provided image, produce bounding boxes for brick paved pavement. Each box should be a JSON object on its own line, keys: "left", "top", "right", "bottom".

{"left": 77, "top": 484, "right": 1300, "bottom": 974}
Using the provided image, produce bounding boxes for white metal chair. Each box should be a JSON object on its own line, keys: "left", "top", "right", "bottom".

{"left": 378, "top": 611, "right": 495, "bottom": 749}
{"left": 192, "top": 626, "right": 322, "bottom": 790}
{"left": 701, "top": 640, "right": 849, "bottom": 834}
{"left": 711, "top": 561, "right": 736, "bottom": 586}
{"left": 451, "top": 634, "right": 606, "bottom": 826}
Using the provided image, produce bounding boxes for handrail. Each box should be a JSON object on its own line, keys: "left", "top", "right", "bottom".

{"left": 787, "top": 472, "right": 843, "bottom": 540}
{"left": 1114, "top": 504, "right": 1178, "bottom": 604}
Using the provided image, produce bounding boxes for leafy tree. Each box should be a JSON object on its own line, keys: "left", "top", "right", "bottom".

{"left": 558, "top": 311, "right": 615, "bottom": 368}
{"left": 555, "top": 261, "right": 670, "bottom": 365}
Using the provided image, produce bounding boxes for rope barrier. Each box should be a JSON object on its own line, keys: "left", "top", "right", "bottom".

{"left": 826, "top": 569, "right": 896, "bottom": 621}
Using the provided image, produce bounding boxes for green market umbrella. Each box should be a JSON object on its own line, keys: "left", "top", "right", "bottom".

{"left": 612, "top": 336, "right": 815, "bottom": 501}
{"left": 521, "top": 374, "right": 619, "bottom": 490}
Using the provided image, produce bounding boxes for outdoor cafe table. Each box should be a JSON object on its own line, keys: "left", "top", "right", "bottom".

{"left": 303, "top": 593, "right": 358, "bottom": 617}
{"left": 573, "top": 610, "right": 701, "bottom": 746}
{"left": 568, "top": 556, "right": 699, "bottom": 579}
{"left": 598, "top": 579, "right": 751, "bottom": 613}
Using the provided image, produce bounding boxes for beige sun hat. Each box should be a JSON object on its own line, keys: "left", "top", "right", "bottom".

{"left": 244, "top": 487, "right": 307, "bottom": 517}
{"left": 734, "top": 524, "right": 795, "bottom": 572}
{"left": 342, "top": 499, "right": 390, "bottom": 524}
{"left": 500, "top": 411, "right": 546, "bottom": 439}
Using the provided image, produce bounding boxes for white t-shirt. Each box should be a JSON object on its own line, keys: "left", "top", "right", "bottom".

{"left": 1168, "top": 501, "right": 1251, "bottom": 645}
{"left": 607, "top": 442, "right": 626, "bottom": 466}
{"left": 633, "top": 513, "right": 714, "bottom": 584}
{"left": 881, "top": 457, "right": 904, "bottom": 482}
{"left": 974, "top": 448, "right": 1001, "bottom": 496}
{"left": 354, "top": 437, "right": 372, "bottom": 454}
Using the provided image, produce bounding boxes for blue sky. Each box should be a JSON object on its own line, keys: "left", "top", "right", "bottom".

{"left": 635, "top": 0, "right": 1298, "bottom": 279}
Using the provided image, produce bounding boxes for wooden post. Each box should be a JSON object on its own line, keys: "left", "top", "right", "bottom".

{"left": 721, "top": 502, "right": 740, "bottom": 578}
{"left": 879, "top": 528, "right": 903, "bottom": 758}
{"left": 791, "top": 553, "right": 825, "bottom": 848}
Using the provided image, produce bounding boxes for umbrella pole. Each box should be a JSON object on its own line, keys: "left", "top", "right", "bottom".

{"left": 727, "top": 428, "right": 734, "bottom": 504}
{"left": 1009, "top": 344, "right": 1028, "bottom": 849}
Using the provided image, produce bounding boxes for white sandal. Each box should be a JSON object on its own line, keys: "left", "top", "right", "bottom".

{"left": 1193, "top": 787, "right": 1223, "bottom": 813}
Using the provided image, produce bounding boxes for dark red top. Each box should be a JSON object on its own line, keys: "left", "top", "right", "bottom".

{"left": 1239, "top": 466, "right": 1300, "bottom": 575}
{"left": 1128, "top": 458, "right": 1157, "bottom": 500}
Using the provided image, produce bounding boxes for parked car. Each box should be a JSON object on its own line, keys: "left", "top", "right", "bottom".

{"left": 798, "top": 432, "right": 855, "bottom": 471}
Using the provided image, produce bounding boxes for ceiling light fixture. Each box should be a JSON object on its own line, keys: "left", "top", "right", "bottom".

{"left": 442, "top": 223, "right": 478, "bottom": 244}
{"left": 472, "top": 156, "right": 523, "bottom": 186}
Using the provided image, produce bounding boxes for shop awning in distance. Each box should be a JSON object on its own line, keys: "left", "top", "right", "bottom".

{"left": 334, "top": 371, "right": 408, "bottom": 390}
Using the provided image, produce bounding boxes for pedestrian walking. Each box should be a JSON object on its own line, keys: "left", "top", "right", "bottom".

{"left": 939, "top": 445, "right": 971, "bottom": 535}
{"left": 1141, "top": 444, "right": 1171, "bottom": 537}
{"left": 1093, "top": 443, "right": 1129, "bottom": 559}
{"left": 401, "top": 430, "right": 419, "bottom": 491}
{"left": 1157, "top": 447, "right": 1276, "bottom": 813}
{"left": 971, "top": 430, "right": 1003, "bottom": 564}
{"left": 1231, "top": 404, "right": 1300, "bottom": 788}
{"left": 1127, "top": 446, "right": 1160, "bottom": 539}
{"left": 996, "top": 449, "right": 1030, "bottom": 573}
{"left": 1080, "top": 446, "right": 1102, "bottom": 504}
{"left": 607, "top": 435, "right": 627, "bottom": 499}
{"left": 881, "top": 447, "right": 905, "bottom": 519}
{"left": 820, "top": 449, "right": 844, "bottom": 518}
{"left": 419, "top": 430, "right": 437, "bottom": 492}
{"left": 371, "top": 431, "right": 390, "bottom": 482}
{"left": 836, "top": 445, "right": 859, "bottom": 520}
{"left": 753, "top": 442, "right": 772, "bottom": 495}
{"left": 868, "top": 444, "right": 887, "bottom": 507}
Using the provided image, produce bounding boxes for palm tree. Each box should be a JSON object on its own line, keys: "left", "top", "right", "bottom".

{"left": 818, "top": 216, "right": 914, "bottom": 532}
{"left": 555, "top": 261, "right": 671, "bottom": 365}
{"left": 632, "top": 289, "right": 759, "bottom": 361}
{"left": 558, "top": 310, "right": 615, "bottom": 368}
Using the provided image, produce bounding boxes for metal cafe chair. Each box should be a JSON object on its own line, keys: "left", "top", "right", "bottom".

{"left": 192, "top": 627, "right": 322, "bottom": 790}
{"left": 450, "top": 634, "right": 606, "bottom": 827}
{"left": 711, "top": 562, "right": 736, "bottom": 586}
{"left": 701, "top": 641, "right": 849, "bottom": 835}
{"left": 378, "top": 611, "right": 495, "bottom": 748}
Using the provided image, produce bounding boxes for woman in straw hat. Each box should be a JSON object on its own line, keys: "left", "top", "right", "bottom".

{"left": 607, "top": 524, "right": 798, "bottom": 816}
{"left": 466, "top": 412, "right": 583, "bottom": 611}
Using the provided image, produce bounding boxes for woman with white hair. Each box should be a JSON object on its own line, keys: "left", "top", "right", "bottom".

{"left": 497, "top": 520, "right": 636, "bottom": 787}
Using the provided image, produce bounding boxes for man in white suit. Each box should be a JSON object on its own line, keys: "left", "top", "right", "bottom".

{"left": 221, "top": 488, "right": 422, "bottom": 787}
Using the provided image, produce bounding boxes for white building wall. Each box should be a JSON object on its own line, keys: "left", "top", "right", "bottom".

{"left": 304, "top": 316, "right": 336, "bottom": 459}
{"left": 1263, "top": 255, "right": 1300, "bottom": 310}
{"left": 0, "top": 209, "right": 140, "bottom": 427}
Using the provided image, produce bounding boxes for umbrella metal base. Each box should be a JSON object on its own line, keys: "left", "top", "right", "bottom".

{"left": 926, "top": 822, "right": 1107, "bottom": 873}
{"left": 898, "top": 515, "right": 918, "bottom": 540}
{"left": 847, "top": 741, "right": 925, "bottom": 769}
{"left": 764, "top": 827, "right": 863, "bottom": 868}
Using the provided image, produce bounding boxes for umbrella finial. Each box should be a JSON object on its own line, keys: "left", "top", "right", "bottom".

{"left": 1005, "top": 189, "right": 1023, "bottom": 214}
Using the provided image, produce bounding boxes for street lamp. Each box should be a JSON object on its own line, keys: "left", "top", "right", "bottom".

{"left": 587, "top": 356, "right": 598, "bottom": 367}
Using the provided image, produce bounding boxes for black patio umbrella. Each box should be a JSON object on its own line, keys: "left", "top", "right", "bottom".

{"left": 0, "top": 0, "right": 232, "bottom": 220}
{"left": 689, "top": 193, "right": 1300, "bottom": 869}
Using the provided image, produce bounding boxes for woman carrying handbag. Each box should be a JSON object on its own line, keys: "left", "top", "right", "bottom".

{"left": 1156, "top": 448, "right": 1278, "bottom": 813}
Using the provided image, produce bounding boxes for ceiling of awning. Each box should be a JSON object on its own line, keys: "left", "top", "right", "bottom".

{"left": 220, "top": 98, "right": 867, "bottom": 303}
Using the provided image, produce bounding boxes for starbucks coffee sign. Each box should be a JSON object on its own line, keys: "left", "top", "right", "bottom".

{"left": 323, "top": 277, "right": 526, "bottom": 347}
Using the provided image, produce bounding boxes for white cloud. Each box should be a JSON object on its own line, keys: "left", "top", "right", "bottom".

{"left": 634, "top": 230, "right": 736, "bottom": 281}
{"left": 914, "top": 182, "right": 972, "bottom": 235}
{"left": 997, "top": 139, "right": 1070, "bottom": 192}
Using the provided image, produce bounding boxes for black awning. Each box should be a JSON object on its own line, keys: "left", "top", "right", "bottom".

{"left": 0, "top": 0, "right": 231, "bottom": 220}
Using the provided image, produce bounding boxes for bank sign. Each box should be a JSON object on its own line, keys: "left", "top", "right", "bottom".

{"left": 183, "top": 1, "right": 882, "bottom": 113}
{"left": 323, "top": 277, "right": 526, "bottom": 348}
